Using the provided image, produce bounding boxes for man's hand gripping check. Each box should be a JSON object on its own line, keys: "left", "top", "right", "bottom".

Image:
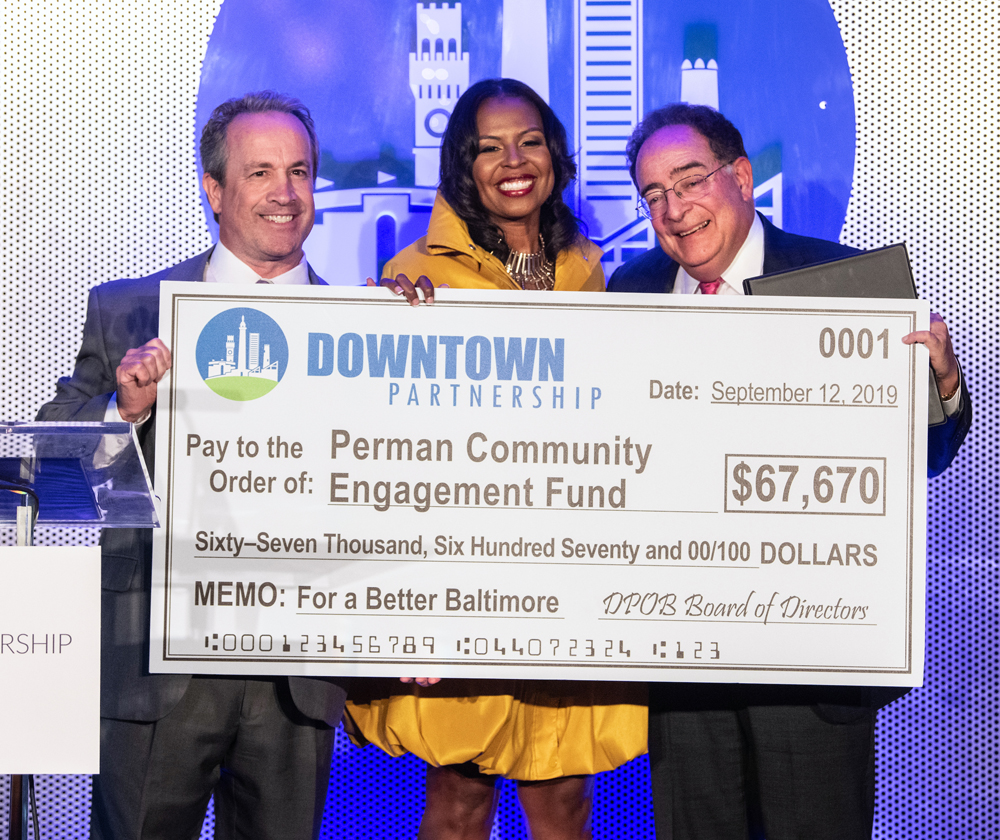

{"left": 116, "top": 338, "right": 172, "bottom": 423}
{"left": 903, "top": 312, "right": 961, "bottom": 400}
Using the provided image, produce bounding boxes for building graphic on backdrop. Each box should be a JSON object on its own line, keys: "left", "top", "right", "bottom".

{"left": 305, "top": 2, "right": 462, "bottom": 283}
{"left": 412, "top": 3, "right": 469, "bottom": 187}
{"left": 579, "top": 9, "right": 783, "bottom": 273}
{"left": 574, "top": 0, "right": 645, "bottom": 270}
{"left": 302, "top": 0, "right": 784, "bottom": 282}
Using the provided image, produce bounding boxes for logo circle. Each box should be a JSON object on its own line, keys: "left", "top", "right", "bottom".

{"left": 195, "top": 308, "right": 289, "bottom": 401}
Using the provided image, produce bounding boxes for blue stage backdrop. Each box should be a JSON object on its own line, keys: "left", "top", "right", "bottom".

{"left": 196, "top": 0, "right": 855, "bottom": 284}
{"left": 1, "top": 0, "right": 996, "bottom": 837}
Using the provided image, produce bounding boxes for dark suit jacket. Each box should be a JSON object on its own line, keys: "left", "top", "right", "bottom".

{"left": 37, "top": 248, "right": 348, "bottom": 724}
{"left": 608, "top": 215, "right": 972, "bottom": 714}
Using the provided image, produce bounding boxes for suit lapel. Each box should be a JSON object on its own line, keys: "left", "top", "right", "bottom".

{"left": 759, "top": 214, "right": 820, "bottom": 273}
{"left": 662, "top": 260, "right": 680, "bottom": 293}
{"left": 641, "top": 248, "right": 680, "bottom": 293}
{"left": 761, "top": 216, "right": 795, "bottom": 273}
{"left": 162, "top": 247, "right": 213, "bottom": 283}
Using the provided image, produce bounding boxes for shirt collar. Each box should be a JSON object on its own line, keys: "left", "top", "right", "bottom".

{"left": 204, "top": 240, "right": 311, "bottom": 285}
{"left": 673, "top": 213, "right": 765, "bottom": 295}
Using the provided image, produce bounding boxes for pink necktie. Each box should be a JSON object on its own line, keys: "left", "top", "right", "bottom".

{"left": 698, "top": 278, "right": 723, "bottom": 295}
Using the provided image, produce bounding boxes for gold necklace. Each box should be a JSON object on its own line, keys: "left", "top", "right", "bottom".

{"left": 504, "top": 234, "right": 555, "bottom": 290}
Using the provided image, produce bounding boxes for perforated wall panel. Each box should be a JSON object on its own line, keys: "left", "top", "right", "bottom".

{"left": 831, "top": 2, "right": 1000, "bottom": 838}
{"left": 2, "top": 1, "right": 996, "bottom": 837}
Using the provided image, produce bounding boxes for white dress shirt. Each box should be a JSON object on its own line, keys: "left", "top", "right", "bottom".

{"left": 203, "top": 241, "right": 311, "bottom": 286}
{"left": 672, "top": 213, "right": 765, "bottom": 296}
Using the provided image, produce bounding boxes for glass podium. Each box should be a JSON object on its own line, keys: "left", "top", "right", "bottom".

{"left": 1, "top": 421, "right": 158, "bottom": 840}
{"left": 0, "top": 421, "right": 159, "bottom": 531}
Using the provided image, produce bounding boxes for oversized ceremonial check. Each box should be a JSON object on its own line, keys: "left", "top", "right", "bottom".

{"left": 151, "top": 283, "right": 928, "bottom": 686}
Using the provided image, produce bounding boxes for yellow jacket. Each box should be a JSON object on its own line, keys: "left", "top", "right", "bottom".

{"left": 381, "top": 194, "right": 606, "bottom": 292}
{"left": 352, "top": 198, "right": 647, "bottom": 781}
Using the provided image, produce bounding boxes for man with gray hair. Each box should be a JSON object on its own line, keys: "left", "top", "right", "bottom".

{"left": 609, "top": 103, "right": 970, "bottom": 840}
{"left": 37, "top": 91, "right": 347, "bottom": 839}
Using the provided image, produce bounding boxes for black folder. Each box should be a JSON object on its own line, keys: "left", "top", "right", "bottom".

{"left": 743, "top": 243, "right": 946, "bottom": 425}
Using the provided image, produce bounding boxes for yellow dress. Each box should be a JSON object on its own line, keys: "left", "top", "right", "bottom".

{"left": 344, "top": 195, "right": 648, "bottom": 780}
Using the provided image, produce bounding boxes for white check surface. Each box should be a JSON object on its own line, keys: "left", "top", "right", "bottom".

{"left": 151, "top": 284, "right": 928, "bottom": 686}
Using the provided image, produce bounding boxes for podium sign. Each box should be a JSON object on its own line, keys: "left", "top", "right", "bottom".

{"left": 0, "top": 547, "right": 100, "bottom": 773}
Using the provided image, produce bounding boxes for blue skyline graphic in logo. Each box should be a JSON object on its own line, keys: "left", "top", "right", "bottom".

{"left": 196, "top": 0, "right": 854, "bottom": 284}
{"left": 195, "top": 308, "right": 289, "bottom": 401}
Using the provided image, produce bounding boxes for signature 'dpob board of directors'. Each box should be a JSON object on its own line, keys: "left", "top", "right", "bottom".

{"left": 151, "top": 284, "right": 928, "bottom": 686}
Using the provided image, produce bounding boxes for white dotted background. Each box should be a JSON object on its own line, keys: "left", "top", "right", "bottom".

{"left": 2, "top": 1, "right": 997, "bottom": 837}
{"left": 831, "top": 2, "right": 999, "bottom": 837}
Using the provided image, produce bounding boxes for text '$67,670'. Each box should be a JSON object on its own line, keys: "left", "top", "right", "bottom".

{"left": 726, "top": 455, "right": 885, "bottom": 516}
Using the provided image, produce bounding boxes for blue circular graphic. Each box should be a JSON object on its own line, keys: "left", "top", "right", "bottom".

{"left": 197, "top": 0, "right": 854, "bottom": 250}
{"left": 195, "top": 308, "right": 289, "bottom": 401}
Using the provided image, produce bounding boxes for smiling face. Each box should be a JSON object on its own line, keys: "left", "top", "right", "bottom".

{"left": 471, "top": 96, "right": 555, "bottom": 248}
{"left": 202, "top": 111, "right": 316, "bottom": 279}
{"left": 636, "top": 123, "right": 757, "bottom": 282}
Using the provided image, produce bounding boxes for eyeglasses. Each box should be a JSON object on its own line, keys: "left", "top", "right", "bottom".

{"left": 636, "top": 162, "right": 733, "bottom": 220}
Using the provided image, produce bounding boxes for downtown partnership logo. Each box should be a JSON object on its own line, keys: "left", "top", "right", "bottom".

{"left": 195, "top": 308, "right": 289, "bottom": 401}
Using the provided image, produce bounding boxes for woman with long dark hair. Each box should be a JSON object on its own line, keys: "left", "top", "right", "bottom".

{"left": 377, "top": 77, "right": 603, "bottom": 296}
{"left": 350, "top": 79, "right": 646, "bottom": 840}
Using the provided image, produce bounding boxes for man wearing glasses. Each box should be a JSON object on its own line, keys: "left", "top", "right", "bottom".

{"left": 608, "top": 103, "right": 970, "bottom": 839}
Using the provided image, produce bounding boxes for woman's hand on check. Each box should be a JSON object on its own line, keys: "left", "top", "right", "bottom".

{"left": 367, "top": 274, "right": 445, "bottom": 306}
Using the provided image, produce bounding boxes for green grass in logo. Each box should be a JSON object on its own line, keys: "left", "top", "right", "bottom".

{"left": 205, "top": 377, "right": 278, "bottom": 401}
